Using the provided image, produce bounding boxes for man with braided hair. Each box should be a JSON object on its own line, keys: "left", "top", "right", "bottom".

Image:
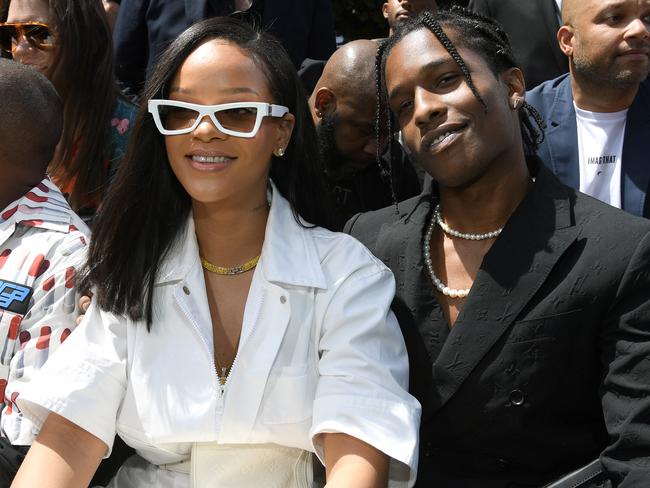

{"left": 527, "top": 0, "right": 650, "bottom": 218}
{"left": 346, "top": 8, "right": 650, "bottom": 487}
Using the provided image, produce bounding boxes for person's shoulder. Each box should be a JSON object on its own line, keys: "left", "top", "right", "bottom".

{"left": 344, "top": 194, "right": 423, "bottom": 245}
{"left": 307, "top": 226, "right": 395, "bottom": 287}
{"left": 572, "top": 189, "right": 650, "bottom": 239}
{"left": 526, "top": 73, "right": 570, "bottom": 104}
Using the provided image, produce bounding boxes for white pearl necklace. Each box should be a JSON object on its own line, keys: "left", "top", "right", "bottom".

{"left": 423, "top": 214, "right": 470, "bottom": 299}
{"left": 433, "top": 204, "right": 503, "bottom": 240}
{"left": 423, "top": 205, "right": 503, "bottom": 299}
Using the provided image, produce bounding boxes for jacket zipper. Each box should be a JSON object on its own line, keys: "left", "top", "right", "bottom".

{"left": 175, "top": 291, "right": 220, "bottom": 397}
{"left": 176, "top": 286, "right": 266, "bottom": 399}
{"left": 223, "top": 289, "right": 265, "bottom": 398}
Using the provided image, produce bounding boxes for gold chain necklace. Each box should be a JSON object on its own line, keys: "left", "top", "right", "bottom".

{"left": 200, "top": 254, "right": 260, "bottom": 275}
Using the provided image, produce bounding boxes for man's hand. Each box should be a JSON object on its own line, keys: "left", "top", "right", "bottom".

{"left": 76, "top": 294, "right": 92, "bottom": 325}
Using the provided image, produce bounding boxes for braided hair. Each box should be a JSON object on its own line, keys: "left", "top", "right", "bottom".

{"left": 373, "top": 7, "right": 546, "bottom": 182}
{"left": 373, "top": 39, "right": 399, "bottom": 210}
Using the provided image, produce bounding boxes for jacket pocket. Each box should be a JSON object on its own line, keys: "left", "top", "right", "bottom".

{"left": 262, "top": 366, "right": 314, "bottom": 425}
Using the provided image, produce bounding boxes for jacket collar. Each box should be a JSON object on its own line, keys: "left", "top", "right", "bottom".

{"left": 155, "top": 181, "right": 327, "bottom": 289}
{"left": 0, "top": 177, "right": 85, "bottom": 236}
{"left": 545, "top": 74, "right": 581, "bottom": 190}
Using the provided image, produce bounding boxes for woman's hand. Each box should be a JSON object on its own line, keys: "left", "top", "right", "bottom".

{"left": 322, "top": 433, "right": 389, "bottom": 488}
{"left": 11, "top": 413, "right": 105, "bottom": 488}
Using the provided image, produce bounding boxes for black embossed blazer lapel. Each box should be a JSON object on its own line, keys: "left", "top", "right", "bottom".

{"left": 430, "top": 167, "right": 580, "bottom": 413}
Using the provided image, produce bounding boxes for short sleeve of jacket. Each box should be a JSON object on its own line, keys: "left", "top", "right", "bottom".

{"left": 310, "top": 245, "right": 421, "bottom": 487}
{"left": 17, "top": 301, "right": 127, "bottom": 456}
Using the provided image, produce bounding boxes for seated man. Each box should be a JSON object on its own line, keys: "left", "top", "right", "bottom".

{"left": 309, "top": 39, "right": 421, "bottom": 229}
{"left": 527, "top": 0, "right": 650, "bottom": 218}
{"left": 346, "top": 9, "right": 650, "bottom": 487}
{"left": 0, "top": 59, "right": 89, "bottom": 485}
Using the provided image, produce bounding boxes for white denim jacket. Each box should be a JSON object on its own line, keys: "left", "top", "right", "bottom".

{"left": 18, "top": 184, "right": 420, "bottom": 487}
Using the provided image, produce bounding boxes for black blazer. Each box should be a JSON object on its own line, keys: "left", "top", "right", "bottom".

{"left": 345, "top": 166, "right": 650, "bottom": 487}
{"left": 468, "top": 0, "right": 568, "bottom": 89}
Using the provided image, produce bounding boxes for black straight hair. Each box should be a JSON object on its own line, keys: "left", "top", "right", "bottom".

{"left": 81, "top": 16, "right": 332, "bottom": 327}
{"left": 1, "top": 0, "right": 116, "bottom": 212}
{"left": 374, "top": 7, "right": 546, "bottom": 179}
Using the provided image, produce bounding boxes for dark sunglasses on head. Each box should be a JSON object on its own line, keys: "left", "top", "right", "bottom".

{"left": 0, "top": 22, "right": 55, "bottom": 55}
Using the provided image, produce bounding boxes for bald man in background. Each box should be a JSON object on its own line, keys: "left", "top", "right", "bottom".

{"left": 527, "top": 0, "right": 650, "bottom": 218}
{"left": 309, "top": 40, "right": 420, "bottom": 229}
{"left": 382, "top": 0, "right": 438, "bottom": 36}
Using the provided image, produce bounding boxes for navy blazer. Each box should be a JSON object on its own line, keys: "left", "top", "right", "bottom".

{"left": 345, "top": 165, "right": 650, "bottom": 487}
{"left": 527, "top": 74, "right": 650, "bottom": 218}
{"left": 113, "top": 0, "right": 210, "bottom": 94}
{"left": 113, "top": 0, "right": 336, "bottom": 95}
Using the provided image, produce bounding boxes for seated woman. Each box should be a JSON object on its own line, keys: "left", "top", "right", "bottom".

{"left": 0, "top": 0, "right": 136, "bottom": 222}
{"left": 346, "top": 8, "right": 650, "bottom": 488}
{"left": 11, "top": 16, "right": 420, "bottom": 488}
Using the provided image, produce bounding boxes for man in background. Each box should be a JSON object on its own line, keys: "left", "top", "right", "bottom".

{"left": 0, "top": 59, "right": 89, "bottom": 486}
{"left": 382, "top": 0, "right": 438, "bottom": 36}
{"left": 114, "top": 0, "right": 336, "bottom": 97}
{"left": 527, "top": 0, "right": 650, "bottom": 218}
{"left": 309, "top": 39, "right": 421, "bottom": 228}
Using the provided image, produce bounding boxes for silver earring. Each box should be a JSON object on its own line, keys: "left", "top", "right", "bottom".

{"left": 275, "top": 147, "right": 285, "bottom": 157}
{"left": 513, "top": 98, "right": 520, "bottom": 110}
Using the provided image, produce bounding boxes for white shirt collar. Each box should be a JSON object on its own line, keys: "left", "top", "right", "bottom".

{"left": 156, "top": 181, "right": 327, "bottom": 289}
{"left": 0, "top": 177, "right": 85, "bottom": 234}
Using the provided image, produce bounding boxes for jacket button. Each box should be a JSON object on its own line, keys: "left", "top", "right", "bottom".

{"left": 497, "top": 458, "right": 509, "bottom": 471}
{"left": 509, "top": 389, "right": 525, "bottom": 406}
{"left": 280, "top": 295, "right": 286, "bottom": 304}
{"left": 182, "top": 286, "right": 190, "bottom": 295}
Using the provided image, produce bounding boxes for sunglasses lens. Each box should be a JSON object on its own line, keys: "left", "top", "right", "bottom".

{"left": 0, "top": 26, "right": 16, "bottom": 53}
{"left": 217, "top": 107, "right": 259, "bottom": 134}
{"left": 0, "top": 23, "right": 53, "bottom": 54}
{"left": 158, "top": 105, "right": 201, "bottom": 131}
{"left": 23, "top": 24, "right": 53, "bottom": 48}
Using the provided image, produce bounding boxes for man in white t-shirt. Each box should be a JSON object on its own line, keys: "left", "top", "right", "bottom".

{"left": 526, "top": 0, "right": 650, "bottom": 218}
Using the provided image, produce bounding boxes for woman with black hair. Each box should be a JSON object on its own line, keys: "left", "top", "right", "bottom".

{"left": 0, "top": 0, "right": 135, "bottom": 221}
{"left": 11, "top": 16, "right": 419, "bottom": 488}
{"left": 346, "top": 8, "right": 650, "bottom": 488}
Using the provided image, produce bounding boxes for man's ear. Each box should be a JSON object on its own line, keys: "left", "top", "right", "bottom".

{"left": 382, "top": 3, "right": 389, "bottom": 20}
{"left": 314, "top": 87, "right": 336, "bottom": 118}
{"left": 501, "top": 67, "right": 526, "bottom": 103}
{"left": 557, "top": 25, "right": 574, "bottom": 57}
